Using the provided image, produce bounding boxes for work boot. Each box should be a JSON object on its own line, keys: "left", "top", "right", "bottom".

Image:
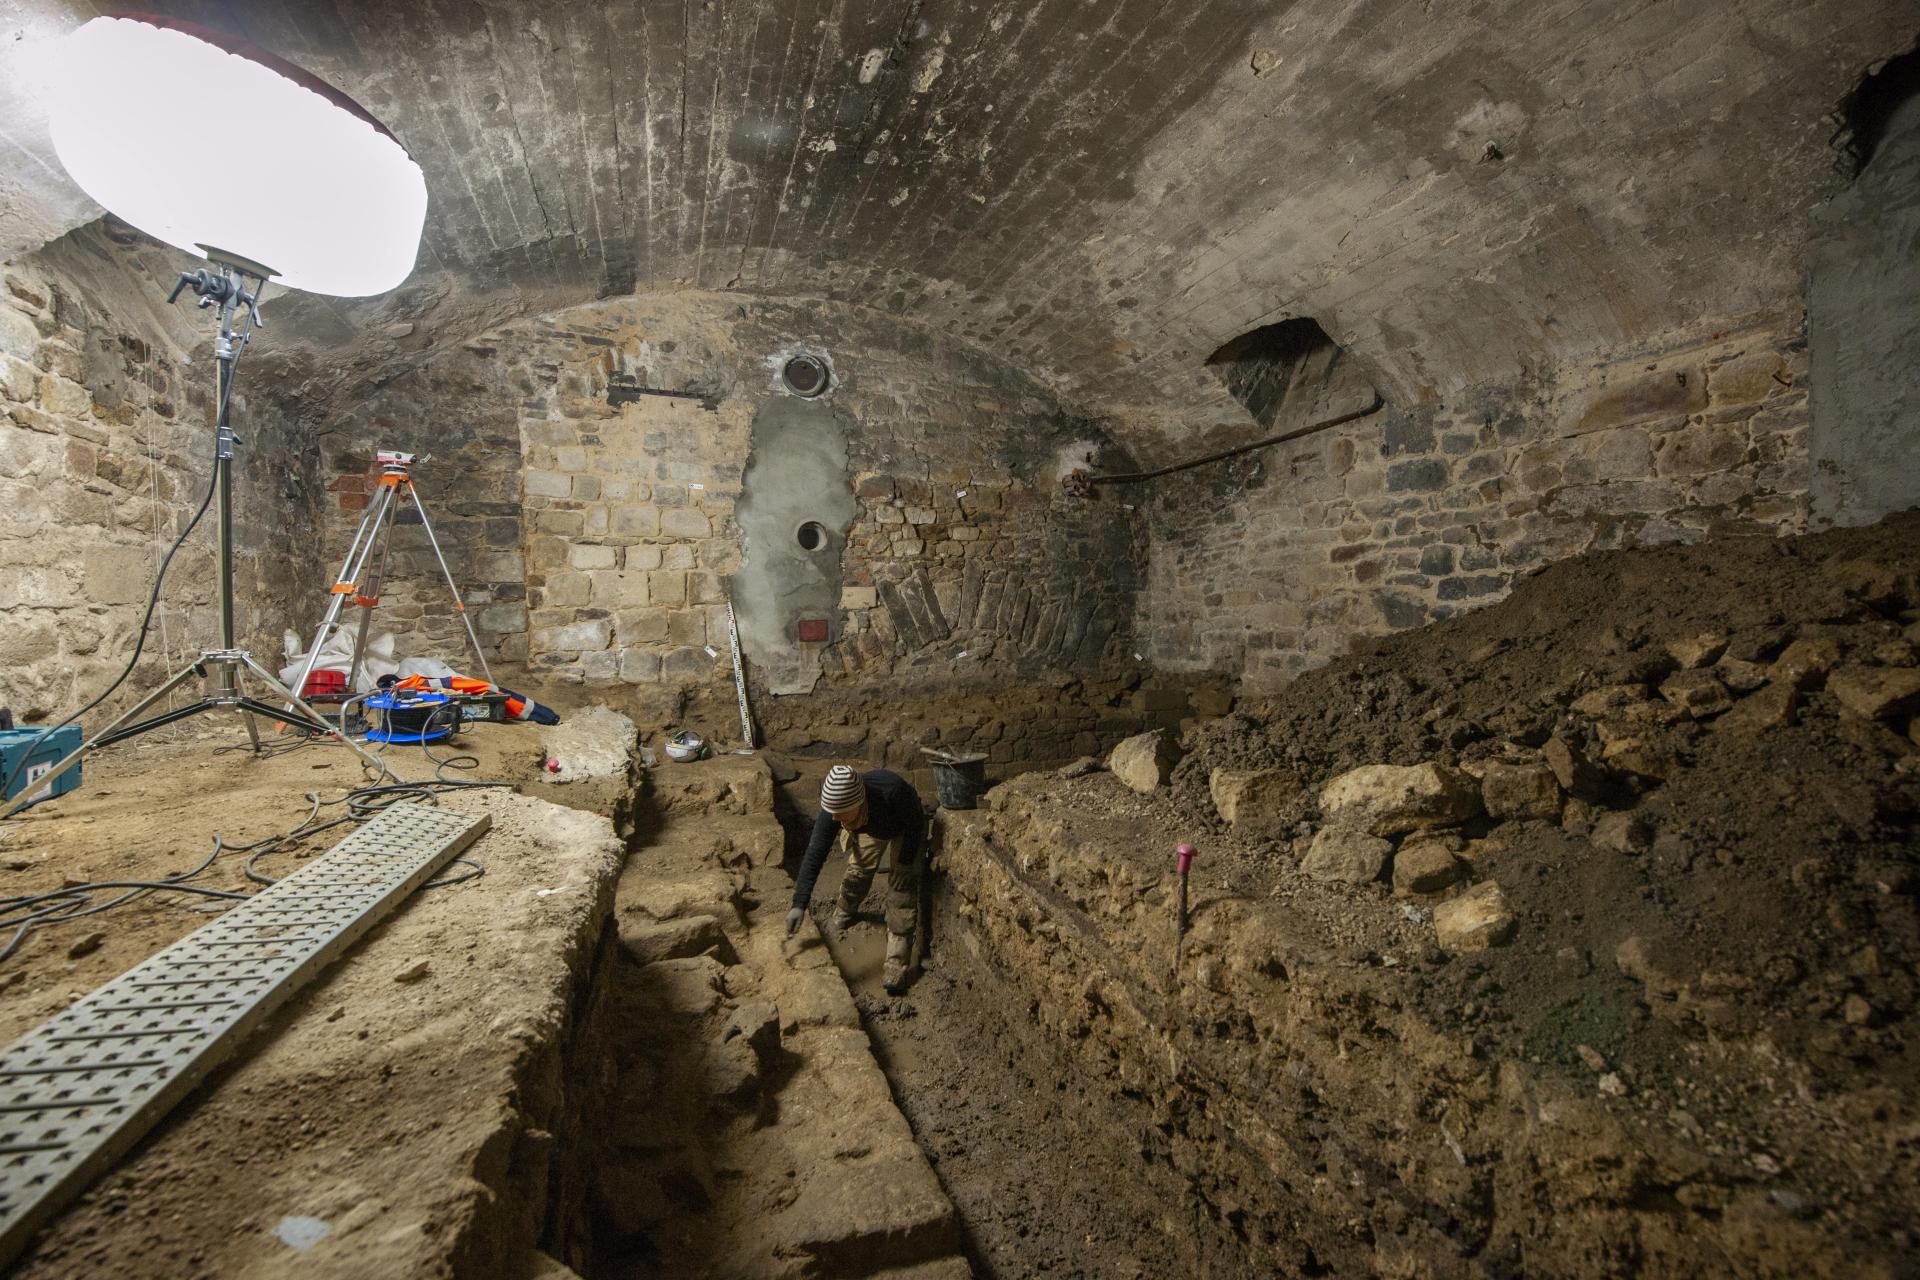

{"left": 882, "top": 932, "right": 912, "bottom": 995}
{"left": 828, "top": 904, "right": 858, "bottom": 936}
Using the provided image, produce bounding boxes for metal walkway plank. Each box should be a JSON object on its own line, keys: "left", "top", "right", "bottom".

{"left": 0, "top": 801, "right": 490, "bottom": 1268}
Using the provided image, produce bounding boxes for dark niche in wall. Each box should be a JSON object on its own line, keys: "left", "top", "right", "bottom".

{"left": 1205, "top": 316, "right": 1372, "bottom": 431}
{"left": 1835, "top": 39, "right": 1920, "bottom": 177}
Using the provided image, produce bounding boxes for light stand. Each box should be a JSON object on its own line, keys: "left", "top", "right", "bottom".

{"left": 0, "top": 251, "right": 385, "bottom": 820}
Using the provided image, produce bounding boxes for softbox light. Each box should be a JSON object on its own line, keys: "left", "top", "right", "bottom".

{"left": 43, "top": 13, "right": 426, "bottom": 297}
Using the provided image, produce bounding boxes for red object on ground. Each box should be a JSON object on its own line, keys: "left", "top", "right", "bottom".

{"left": 301, "top": 669, "right": 347, "bottom": 699}
{"left": 545, "top": 758, "right": 561, "bottom": 773}
{"left": 796, "top": 617, "right": 830, "bottom": 642}
{"left": 1176, "top": 843, "right": 1197, "bottom": 874}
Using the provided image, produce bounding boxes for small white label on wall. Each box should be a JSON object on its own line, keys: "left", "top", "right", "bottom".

{"left": 703, "top": 645, "right": 719, "bottom": 658}
{"left": 23, "top": 761, "right": 53, "bottom": 805}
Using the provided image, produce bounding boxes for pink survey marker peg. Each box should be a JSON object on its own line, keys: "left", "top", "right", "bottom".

{"left": 1176, "top": 843, "right": 1197, "bottom": 875}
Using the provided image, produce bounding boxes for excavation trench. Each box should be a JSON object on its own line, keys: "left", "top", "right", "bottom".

{"left": 541, "top": 753, "right": 1226, "bottom": 1280}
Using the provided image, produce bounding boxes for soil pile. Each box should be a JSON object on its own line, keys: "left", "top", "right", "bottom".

{"left": 959, "top": 512, "right": 1920, "bottom": 1276}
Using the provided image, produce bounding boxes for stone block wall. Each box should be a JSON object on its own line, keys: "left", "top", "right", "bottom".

{"left": 1143, "top": 321, "right": 1810, "bottom": 691}
{"left": 1, "top": 226, "right": 321, "bottom": 722}
{"left": 318, "top": 291, "right": 1147, "bottom": 706}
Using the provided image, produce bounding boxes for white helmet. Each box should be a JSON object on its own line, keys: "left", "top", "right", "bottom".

{"left": 664, "top": 729, "right": 707, "bottom": 762}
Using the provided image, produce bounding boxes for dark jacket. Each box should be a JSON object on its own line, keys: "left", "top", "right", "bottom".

{"left": 792, "top": 769, "right": 924, "bottom": 907}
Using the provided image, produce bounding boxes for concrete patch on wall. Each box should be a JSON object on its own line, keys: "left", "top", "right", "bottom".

{"left": 734, "top": 395, "right": 861, "bottom": 695}
{"left": 1810, "top": 93, "right": 1920, "bottom": 527}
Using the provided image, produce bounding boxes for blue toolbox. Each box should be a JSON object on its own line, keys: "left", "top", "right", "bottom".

{"left": 0, "top": 726, "right": 83, "bottom": 810}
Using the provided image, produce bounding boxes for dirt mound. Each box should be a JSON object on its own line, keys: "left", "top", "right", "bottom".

{"left": 1001, "top": 513, "right": 1920, "bottom": 1269}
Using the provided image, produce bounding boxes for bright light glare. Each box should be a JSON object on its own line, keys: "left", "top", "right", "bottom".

{"left": 44, "top": 16, "right": 426, "bottom": 297}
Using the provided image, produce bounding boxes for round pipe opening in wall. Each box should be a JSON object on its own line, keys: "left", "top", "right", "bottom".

{"left": 782, "top": 354, "right": 830, "bottom": 398}
{"left": 796, "top": 520, "right": 828, "bottom": 551}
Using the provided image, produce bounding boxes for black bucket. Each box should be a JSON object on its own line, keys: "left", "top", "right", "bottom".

{"left": 930, "top": 754, "right": 988, "bottom": 810}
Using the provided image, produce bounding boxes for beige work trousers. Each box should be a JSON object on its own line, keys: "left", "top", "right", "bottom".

{"left": 835, "top": 829, "right": 918, "bottom": 960}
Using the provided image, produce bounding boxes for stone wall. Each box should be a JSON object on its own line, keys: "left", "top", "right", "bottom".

{"left": 318, "top": 292, "right": 1147, "bottom": 706}
{"left": 1810, "top": 91, "right": 1920, "bottom": 527}
{"left": 1, "top": 225, "right": 321, "bottom": 723}
{"left": 1142, "top": 321, "right": 1810, "bottom": 691}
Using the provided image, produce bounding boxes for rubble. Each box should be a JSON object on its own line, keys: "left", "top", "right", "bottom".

{"left": 1108, "top": 729, "right": 1181, "bottom": 794}
{"left": 1300, "top": 828, "right": 1391, "bottom": 884}
{"left": 1208, "top": 766, "right": 1299, "bottom": 828}
{"left": 1432, "top": 880, "right": 1515, "bottom": 952}
{"left": 1318, "top": 761, "right": 1481, "bottom": 835}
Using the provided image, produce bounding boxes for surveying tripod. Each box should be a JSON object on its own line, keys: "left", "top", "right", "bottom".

{"left": 288, "top": 451, "right": 496, "bottom": 701}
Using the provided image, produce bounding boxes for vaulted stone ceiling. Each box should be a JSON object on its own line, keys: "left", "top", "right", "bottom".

{"left": 0, "top": 0, "right": 1912, "bottom": 458}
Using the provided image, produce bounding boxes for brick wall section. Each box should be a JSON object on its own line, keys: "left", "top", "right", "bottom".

{"left": 322, "top": 292, "right": 1146, "bottom": 702}
{"left": 1, "top": 227, "right": 321, "bottom": 722}
{"left": 1143, "top": 322, "right": 1811, "bottom": 691}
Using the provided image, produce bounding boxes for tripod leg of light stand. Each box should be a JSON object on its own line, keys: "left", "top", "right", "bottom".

{"left": 345, "top": 494, "right": 399, "bottom": 694}
{"left": 0, "top": 662, "right": 203, "bottom": 820}
{"left": 240, "top": 653, "right": 388, "bottom": 777}
{"left": 408, "top": 482, "right": 496, "bottom": 687}
{"left": 288, "top": 480, "right": 393, "bottom": 701}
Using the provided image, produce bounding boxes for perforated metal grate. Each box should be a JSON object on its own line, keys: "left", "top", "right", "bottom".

{"left": 0, "top": 801, "right": 490, "bottom": 1268}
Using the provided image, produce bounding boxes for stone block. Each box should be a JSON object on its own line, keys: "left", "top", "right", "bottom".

{"left": 589, "top": 570, "right": 649, "bottom": 607}
{"left": 1708, "top": 350, "right": 1789, "bottom": 405}
{"left": 618, "top": 912, "right": 737, "bottom": 966}
{"left": 1302, "top": 828, "right": 1390, "bottom": 884}
{"left": 1766, "top": 636, "right": 1841, "bottom": 689}
{"left": 570, "top": 544, "right": 618, "bottom": 570}
{"left": 1208, "top": 767, "right": 1300, "bottom": 828}
{"left": 1479, "top": 762, "right": 1562, "bottom": 821}
{"left": 1827, "top": 666, "right": 1920, "bottom": 720}
{"left": 1571, "top": 366, "right": 1706, "bottom": 434}
{"left": 0, "top": 353, "right": 36, "bottom": 402}
{"left": 774, "top": 1152, "right": 959, "bottom": 1275}
{"left": 0, "top": 305, "right": 38, "bottom": 359}
{"left": 842, "top": 586, "right": 879, "bottom": 610}
{"left": 545, "top": 573, "right": 591, "bottom": 608}
{"left": 661, "top": 507, "right": 711, "bottom": 539}
{"left": 555, "top": 618, "right": 612, "bottom": 651}
{"left": 1392, "top": 839, "right": 1462, "bottom": 894}
{"left": 611, "top": 505, "right": 660, "bottom": 536}
{"left": 1715, "top": 682, "right": 1801, "bottom": 735}
{"left": 525, "top": 470, "right": 571, "bottom": 498}
{"left": 1666, "top": 631, "right": 1729, "bottom": 669}
{"left": 619, "top": 648, "right": 662, "bottom": 682}
{"left": 667, "top": 609, "right": 707, "bottom": 647}
{"left": 661, "top": 646, "right": 712, "bottom": 680}
{"left": 1542, "top": 736, "right": 1609, "bottom": 801}
{"left": 1385, "top": 458, "right": 1449, "bottom": 493}
{"left": 1433, "top": 881, "right": 1515, "bottom": 952}
{"left": 616, "top": 610, "right": 670, "bottom": 645}
{"left": 1659, "top": 669, "right": 1732, "bottom": 717}
{"left": 649, "top": 571, "right": 687, "bottom": 606}
{"left": 1107, "top": 730, "right": 1180, "bottom": 794}
{"left": 1319, "top": 762, "right": 1481, "bottom": 835}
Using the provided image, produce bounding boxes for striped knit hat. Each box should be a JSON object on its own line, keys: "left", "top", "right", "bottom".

{"left": 820, "top": 765, "right": 866, "bottom": 814}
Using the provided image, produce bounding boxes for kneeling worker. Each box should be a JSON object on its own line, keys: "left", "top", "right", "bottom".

{"left": 786, "top": 763, "right": 924, "bottom": 994}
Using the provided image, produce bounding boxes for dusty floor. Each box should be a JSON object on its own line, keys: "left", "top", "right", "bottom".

{"left": 0, "top": 713, "right": 628, "bottom": 1277}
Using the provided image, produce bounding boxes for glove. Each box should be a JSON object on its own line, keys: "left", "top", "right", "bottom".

{"left": 785, "top": 906, "right": 805, "bottom": 938}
